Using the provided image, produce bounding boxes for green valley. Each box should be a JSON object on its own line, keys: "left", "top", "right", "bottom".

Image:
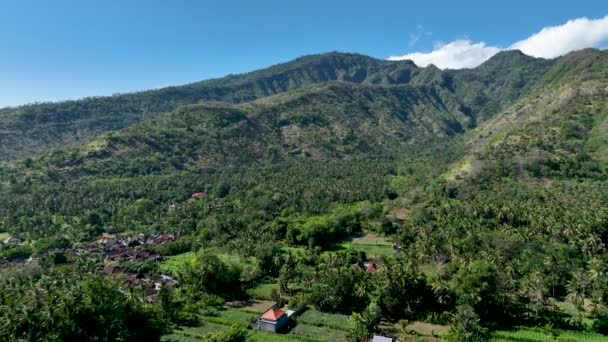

{"left": 1, "top": 47, "right": 608, "bottom": 342}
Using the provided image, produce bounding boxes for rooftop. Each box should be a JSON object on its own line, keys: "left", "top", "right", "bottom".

{"left": 260, "top": 308, "right": 286, "bottom": 321}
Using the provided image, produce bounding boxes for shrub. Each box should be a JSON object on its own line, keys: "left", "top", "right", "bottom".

{"left": 445, "top": 305, "right": 489, "bottom": 342}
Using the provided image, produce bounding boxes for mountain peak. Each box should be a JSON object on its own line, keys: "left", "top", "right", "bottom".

{"left": 480, "top": 49, "right": 539, "bottom": 68}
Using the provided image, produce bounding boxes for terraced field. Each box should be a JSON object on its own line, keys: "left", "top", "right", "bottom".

{"left": 201, "top": 308, "right": 257, "bottom": 326}
{"left": 297, "top": 310, "right": 350, "bottom": 331}
{"left": 290, "top": 324, "right": 347, "bottom": 341}
{"left": 162, "top": 308, "right": 351, "bottom": 341}
{"left": 491, "top": 327, "right": 608, "bottom": 341}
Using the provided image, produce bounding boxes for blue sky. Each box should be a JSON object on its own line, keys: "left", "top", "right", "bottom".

{"left": 1, "top": 0, "right": 607, "bottom": 107}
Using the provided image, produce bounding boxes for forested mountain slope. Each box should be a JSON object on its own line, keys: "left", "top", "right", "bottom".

{"left": 3, "top": 48, "right": 608, "bottom": 342}
{"left": 389, "top": 48, "right": 608, "bottom": 330}
{"left": 0, "top": 50, "right": 549, "bottom": 160}
{"left": 448, "top": 48, "right": 608, "bottom": 181}
{"left": 0, "top": 49, "right": 606, "bottom": 240}
{"left": 7, "top": 82, "right": 474, "bottom": 179}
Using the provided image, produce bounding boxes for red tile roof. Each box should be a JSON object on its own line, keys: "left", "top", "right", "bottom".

{"left": 261, "top": 308, "right": 285, "bottom": 321}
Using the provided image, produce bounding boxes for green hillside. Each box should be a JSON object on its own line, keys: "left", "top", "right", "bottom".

{"left": 0, "top": 50, "right": 549, "bottom": 160}
{"left": 3, "top": 48, "right": 608, "bottom": 342}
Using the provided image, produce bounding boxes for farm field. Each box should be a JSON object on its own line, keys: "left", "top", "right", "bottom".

{"left": 163, "top": 322, "right": 229, "bottom": 341}
{"left": 297, "top": 310, "right": 350, "bottom": 331}
{"left": 224, "top": 299, "right": 276, "bottom": 313}
{"left": 163, "top": 308, "right": 351, "bottom": 341}
{"left": 201, "top": 308, "right": 258, "bottom": 326}
{"left": 290, "top": 323, "right": 348, "bottom": 341}
{"left": 161, "top": 333, "right": 205, "bottom": 342}
{"left": 248, "top": 330, "right": 312, "bottom": 341}
{"left": 335, "top": 233, "right": 394, "bottom": 257}
{"left": 491, "top": 327, "right": 608, "bottom": 341}
{"left": 162, "top": 329, "right": 312, "bottom": 342}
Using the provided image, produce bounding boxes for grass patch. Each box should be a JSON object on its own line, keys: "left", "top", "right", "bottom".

{"left": 177, "top": 322, "right": 228, "bottom": 337}
{"left": 489, "top": 130, "right": 508, "bottom": 144}
{"left": 351, "top": 233, "right": 392, "bottom": 245}
{"left": 443, "top": 156, "right": 473, "bottom": 181}
{"left": 161, "top": 333, "right": 204, "bottom": 342}
{"left": 201, "top": 308, "right": 257, "bottom": 326}
{"left": 0, "top": 232, "right": 9, "bottom": 241}
{"left": 160, "top": 251, "right": 195, "bottom": 275}
{"left": 248, "top": 330, "right": 313, "bottom": 342}
{"left": 491, "top": 327, "right": 608, "bottom": 342}
{"left": 420, "top": 264, "right": 441, "bottom": 281}
{"left": 332, "top": 233, "right": 393, "bottom": 257}
{"left": 290, "top": 324, "right": 348, "bottom": 342}
{"left": 297, "top": 310, "right": 350, "bottom": 331}
{"left": 247, "top": 282, "right": 279, "bottom": 300}
{"left": 405, "top": 321, "right": 449, "bottom": 337}
{"left": 225, "top": 299, "right": 275, "bottom": 313}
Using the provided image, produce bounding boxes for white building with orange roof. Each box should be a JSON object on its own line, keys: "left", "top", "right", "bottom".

{"left": 255, "top": 307, "right": 289, "bottom": 333}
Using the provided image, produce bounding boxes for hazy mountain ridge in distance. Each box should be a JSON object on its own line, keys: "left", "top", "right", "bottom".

{"left": 0, "top": 49, "right": 552, "bottom": 161}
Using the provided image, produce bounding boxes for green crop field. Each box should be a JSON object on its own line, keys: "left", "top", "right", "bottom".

{"left": 161, "top": 322, "right": 228, "bottom": 341}
{"left": 491, "top": 327, "right": 608, "bottom": 341}
{"left": 201, "top": 308, "right": 257, "bottom": 326}
{"left": 161, "top": 333, "right": 204, "bottom": 342}
{"left": 290, "top": 324, "right": 348, "bottom": 342}
{"left": 163, "top": 328, "right": 314, "bottom": 342}
{"left": 0, "top": 232, "right": 10, "bottom": 241}
{"left": 334, "top": 233, "right": 394, "bottom": 257}
{"left": 248, "top": 330, "right": 313, "bottom": 342}
{"left": 297, "top": 310, "right": 350, "bottom": 331}
{"left": 178, "top": 322, "right": 228, "bottom": 337}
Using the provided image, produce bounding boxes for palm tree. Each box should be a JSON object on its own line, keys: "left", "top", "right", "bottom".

{"left": 566, "top": 270, "right": 589, "bottom": 310}
{"left": 520, "top": 272, "right": 547, "bottom": 318}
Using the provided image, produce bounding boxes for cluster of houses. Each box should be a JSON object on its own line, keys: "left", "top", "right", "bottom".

{"left": 0, "top": 231, "right": 182, "bottom": 302}
{"left": 96, "top": 232, "right": 182, "bottom": 301}
{"left": 353, "top": 260, "right": 379, "bottom": 273}
{"left": 102, "top": 263, "right": 177, "bottom": 301}
{"left": 97, "top": 231, "right": 181, "bottom": 250}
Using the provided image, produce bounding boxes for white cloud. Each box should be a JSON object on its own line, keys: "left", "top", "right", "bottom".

{"left": 510, "top": 16, "right": 608, "bottom": 58}
{"left": 389, "top": 16, "right": 608, "bottom": 69}
{"left": 388, "top": 40, "right": 501, "bottom": 69}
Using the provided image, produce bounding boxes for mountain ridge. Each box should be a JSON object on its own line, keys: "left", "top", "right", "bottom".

{"left": 0, "top": 49, "right": 558, "bottom": 160}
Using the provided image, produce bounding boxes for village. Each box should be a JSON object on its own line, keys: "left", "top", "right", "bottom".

{"left": 0, "top": 188, "right": 407, "bottom": 341}
{"left": 0, "top": 231, "right": 181, "bottom": 301}
{"left": 1, "top": 229, "right": 405, "bottom": 341}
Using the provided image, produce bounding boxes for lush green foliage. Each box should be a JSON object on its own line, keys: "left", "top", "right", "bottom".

{"left": 1, "top": 48, "right": 608, "bottom": 342}
{"left": 0, "top": 50, "right": 548, "bottom": 161}
{"left": 0, "top": 265, "right": 165, "bottom": 341}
